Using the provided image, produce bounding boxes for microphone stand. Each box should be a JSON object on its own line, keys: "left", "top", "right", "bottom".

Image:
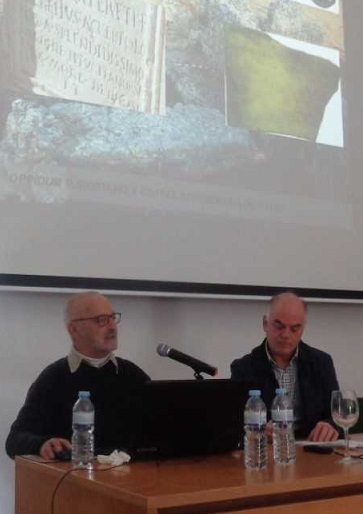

{"left": 193, "top": 370, "right": 204, "bottom": 380}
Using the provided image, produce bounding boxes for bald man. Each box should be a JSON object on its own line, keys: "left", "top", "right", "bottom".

{"left": 6, "top": 291, "right": 150, "bottom": 459}
{"left": 231, "top": 292, "right": 339, "bottom": 442}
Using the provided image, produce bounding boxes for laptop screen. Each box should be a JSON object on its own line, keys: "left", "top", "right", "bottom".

{"left": 129, "top": 378, "right": 252, "bottom": 460}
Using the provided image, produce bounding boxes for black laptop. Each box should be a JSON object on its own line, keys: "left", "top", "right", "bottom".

{"left": 128, "top": 378, "right": 252, "bottom": 460}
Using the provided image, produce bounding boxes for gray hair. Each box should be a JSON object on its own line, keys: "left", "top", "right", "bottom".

{"left": 267, "top": 291, "right": 308, "bottom": 315}
{"left": 64, "top": 291, "right": 103, "bottom": 324}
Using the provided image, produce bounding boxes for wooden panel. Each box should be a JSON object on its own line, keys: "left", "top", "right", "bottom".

{"left": 14, "top": 444, "right": 363, "bottom": 514}
{"left": 215, "top": 494, "right": 363, "bottom": 514}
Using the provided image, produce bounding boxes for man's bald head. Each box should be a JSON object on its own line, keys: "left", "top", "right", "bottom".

{"left": 65, "top": 291, "right": 119, "bottom": 358}
{"left": 263, "top": 291, "right": 307, "bottom": 367}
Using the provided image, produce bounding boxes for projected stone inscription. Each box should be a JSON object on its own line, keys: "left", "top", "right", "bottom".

{"left": 2, "top": 0, "right": 165, "bottom": 113}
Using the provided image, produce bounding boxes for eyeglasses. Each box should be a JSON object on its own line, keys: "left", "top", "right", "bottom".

{"left": 71, "top": 312, "right": 122, "bottom": 327}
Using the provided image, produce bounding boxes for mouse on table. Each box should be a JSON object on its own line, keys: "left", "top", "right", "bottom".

{"left": 53, "top": 448, "right": 72, "bottom": 461}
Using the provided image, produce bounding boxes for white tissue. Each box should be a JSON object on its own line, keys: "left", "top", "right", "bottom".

{"left": 97, "top": 450, "right": 131, "bottom": 466}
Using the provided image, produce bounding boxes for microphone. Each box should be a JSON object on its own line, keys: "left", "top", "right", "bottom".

{"left": 156, "top": 343, "right": 218, "bottom": 377}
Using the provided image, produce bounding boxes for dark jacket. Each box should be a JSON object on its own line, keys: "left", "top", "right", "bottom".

{"left": 231, "top": 340, "right": 339, "bottom": 437}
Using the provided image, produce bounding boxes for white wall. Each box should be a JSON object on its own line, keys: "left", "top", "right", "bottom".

{"left": 1, "top": 290, "right": 363, "bottom": 514}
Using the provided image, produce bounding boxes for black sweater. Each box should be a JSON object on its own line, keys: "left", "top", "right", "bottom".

{"left": 5, "top": 357, "right": 150, "bottom": 458}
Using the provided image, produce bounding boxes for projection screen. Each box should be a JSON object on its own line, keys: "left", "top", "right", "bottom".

{"left": 0, "top": 0, "right": 363, "bottom": 299}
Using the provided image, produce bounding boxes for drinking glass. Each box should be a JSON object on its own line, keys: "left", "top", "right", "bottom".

{"left": 331, "top": 390, "right": 359, "bottom": 462}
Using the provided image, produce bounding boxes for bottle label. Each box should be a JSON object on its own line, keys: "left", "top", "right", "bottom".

{"left": 72, "top": 412, "right": 94, "bottom": 425}
{"left": 244, "top": 411, "right": 267, "bottom": 425}
{"left": 271, "top": 409, "right": 294, "bottom": 422}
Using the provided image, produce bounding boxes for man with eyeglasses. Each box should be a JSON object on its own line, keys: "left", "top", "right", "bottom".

{"left": 231, "top": 291, "right": 340, "bottom": 442}
{"left": 6, "top": 291, "right": 150, "bottom": 460}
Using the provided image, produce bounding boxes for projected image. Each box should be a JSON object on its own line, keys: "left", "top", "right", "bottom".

{"left": 0, "top": 0, "right": 348, "bottom": 226}
{"left": 3, "top": 0, "right": 166, "bottom": 114}
{"left": 293, "top": 0, "right": 339, "bottom": 13}
{"left": 225, "top": 28, "right": 341, "bottom": 145}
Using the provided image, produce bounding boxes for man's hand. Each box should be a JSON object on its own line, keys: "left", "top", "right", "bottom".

{"left": 40, "top": 438, "right": 71, "bottom": 460}
{"left": 307, "top": 421, "right": 338, "bottom": 442}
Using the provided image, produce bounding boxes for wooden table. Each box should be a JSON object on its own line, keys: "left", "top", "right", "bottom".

{"left": 15, "top": 446, "right": 363, "bottom": 514}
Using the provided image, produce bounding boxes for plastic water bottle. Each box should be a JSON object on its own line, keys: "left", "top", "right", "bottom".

{"left": 244, "top": 390, "right": 267, "bottom": 469}
{"left": 271, "top": 388, "right": 296, "bottom": 465}
{"left": 71, "top": 391, "right": 95, "bottom": 467}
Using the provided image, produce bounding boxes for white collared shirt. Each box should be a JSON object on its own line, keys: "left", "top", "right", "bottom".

{"left": 67, "top": 347, "right": 119, "bottom": 374}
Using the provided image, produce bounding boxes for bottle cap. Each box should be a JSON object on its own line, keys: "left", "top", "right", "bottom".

{"left": 78, "top": 391, "right": 90, "bottom": 398}
{"left": 248, "top": 390, "right": 261, "bottom": 397}
{"left": 275, "top": 388, "right": 286, "bottom": 395}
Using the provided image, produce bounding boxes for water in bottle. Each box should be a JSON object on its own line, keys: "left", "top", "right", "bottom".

{"left": 72, "top": 391, "right": 95, "bottom": 468}
{"left": 244, "top": 390, "right": 267, "bottom": 469}
{"left": 271, "top": 388, "right": 296, "bottom": 465}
